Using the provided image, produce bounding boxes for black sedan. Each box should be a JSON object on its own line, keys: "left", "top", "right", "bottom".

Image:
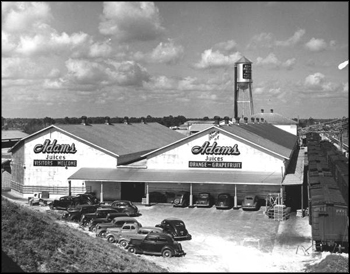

{"left": 155, "top": 218, "right": 192, "bottom": 241}
{"left": 110, "top": 200, "right": 140, "bottom": 216}
{"left": 215, "top": 193, "right": 234, "bottom": 210}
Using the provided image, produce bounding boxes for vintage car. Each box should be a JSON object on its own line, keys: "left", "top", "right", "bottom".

{"left": 88, "top": 212, "right": 131, "bottom": 232}
{"left": 110, "top": 200, "right": 140, "bottom": 216}
{"left": 49, "top": 196, "right": 82, "bottom": 210}
{"left": 173, "top": 191, "right": 190, "bottom": 207}
{"left": 126, "top": 232, "right": 186, "bottom": 258}
{"left": 194, "top": 192, "right": 213, "bottom": 208}
{"left": 241, "top": 195, "right": 260, "bottom": 211}
{"left": 61, "top": 204, "right": 99, "bottom": 222}
{"left": 112, "top": 226, "right": 164, "bottom": 248}
{"left": 94, "top": 216, "right": 140, "bottom": 237}
{"left": 215, "top": 193, "right": 234, "bottom": 210}
{"left": 155, "top": 218, "right": 192, "bottom": 241}
{"left": 79, "top": 208, "right": 120, "bottom": 227}
{"left": 75, "top": 193, "right": 99, "bottom": 205}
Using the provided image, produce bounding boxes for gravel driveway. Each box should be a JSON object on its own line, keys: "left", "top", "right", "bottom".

{"left": 2, "top": 191, "right": 321, "bottom": 272}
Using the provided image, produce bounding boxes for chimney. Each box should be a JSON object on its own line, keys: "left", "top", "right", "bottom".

{"left": 123, "top": 116, "right": 129, "bottom": 124}
{"left": 105, "top": 116, "right": 111, "bottom": 125}
{"left": 261, "top": 109, "right": 264, "bottom": 113}
{"left": 224, "top": 116, "right": 230, "bottom": 125}
{"left": 244, "top": 117, "right": 248, "bottom": 124}
{"left": 140, "top": 117, "right": 146, "bottom": 124}
{"left": 256, "top": 118, "right": 260, "bottom": 123}
{"left": 270, "top": 109, "right": 274, "bottom": 113}
{"left": 81, "top": 116, "right": 87, "bottom": 126}
{"left": 251, "top": 117, "right": 255, "bottom": 123}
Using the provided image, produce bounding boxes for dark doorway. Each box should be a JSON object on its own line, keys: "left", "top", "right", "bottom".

{"left": 121, "top": 182, "right": 145, "bottom": 202}
{"left": 285, "top": 185, "right": 302, "bottom": 212}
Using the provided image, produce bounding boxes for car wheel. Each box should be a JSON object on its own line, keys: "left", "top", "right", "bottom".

{"left": 162, "top": 249, "right": 173, "bottom": 258}
{"left": 119, "top": 240, "right": 128, "bottom": 248}
{"left": 107, "top": 236, "right": 115, "bottom": 243}
{"left": 128, "top": 247, "right": 136, "bottom": 254}
{"left": 98, "top": 231, "right": 106, "bottom": 237}
{"left": 29, "top": 200, "right": 33, "bottom": 206}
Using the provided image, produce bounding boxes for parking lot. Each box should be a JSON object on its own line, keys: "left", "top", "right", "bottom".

{"left": 2, "top": 191, "right": 318, "bottom": 272}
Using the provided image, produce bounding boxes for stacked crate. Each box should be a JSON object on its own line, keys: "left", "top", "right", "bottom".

{"left": 273, "top": 205, "right": 291, "bottom": 221}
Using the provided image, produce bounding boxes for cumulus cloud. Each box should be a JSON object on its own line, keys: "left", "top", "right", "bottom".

{"left": 304, "top": 38, "right": 328, "bottom": 52}
{"left": 2, "top": 2, "right": 52, "bottom": 33}
{"left": 99, "top": 2, "right": 165, "bottom": 42}
{"left": 193, "top": 49, "right": 241, "bottom": 69}
{"left": 275, "top": 29, "right": 305, "bottom": 47}
{"left": 212, "top": 40, "right": 238, "bottom": 53}
{"left": 256, "top": 53, "right": 295, "bottom": 70}
{"left": 247, "top": 29, "right": 305, "bottom": 49}
{"left": 303, "top": 72, "right": 343, "bottom": 94}
{"left": 134, "top": 40, "right": 184, "bottom": 64}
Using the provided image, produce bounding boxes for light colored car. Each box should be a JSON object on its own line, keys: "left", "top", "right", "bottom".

{"left": 241, "top": 195, "right": 259, "bottom": 210}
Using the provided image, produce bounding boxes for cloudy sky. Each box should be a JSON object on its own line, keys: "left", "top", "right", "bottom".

{"left": 2, "top": 2, "right": 348, "bottom": 120}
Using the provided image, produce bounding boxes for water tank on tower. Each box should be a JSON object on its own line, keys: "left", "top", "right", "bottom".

{"left": 234, "top": 56, "right": 254, "bottom": 120}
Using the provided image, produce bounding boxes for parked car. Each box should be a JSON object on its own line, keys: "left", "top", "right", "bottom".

{"left": 79, "top": 208, "right": 120, "bottom": 227}
{"left": 165, "top": 192, "right": 175, "bottom": 203}
{"left": 110, "top": 226, "right": 164, "bottom": 247}
{"left": 126, "top": 232, "right": 186, "bottom": 258}
{"left": 49, "top": 195, "right": 82, "bottom": 210}
{"left": 110, "top": 200, "right": 140, "bottom": 216}
{"left": 194, "top": 192, "right": 213, "bottom": 208}
{"left": 173, "top": 191, "right": 190, "bottom": 207}
{"left": 215, "top": 193, "right": 234, "bottom": 209}
{"left": 75, "top": 193, "right": 99, "bottom": 205}
{"left": 61, "top": 204, "right": 99, "bottom": 222}
{"left": 155, "top": 218, "right": 192, "bottom": 241}
{"left": 95, "top": 216, "right": 141, "bottom": 237}
{"left": 241, "top": 195, "right": 260, "bottom": 211}
{"left": 149, "top": 192, "right": 167, "bottom": 203}
{"left": 88, "top": 213, "right": 131, "bottom": 232}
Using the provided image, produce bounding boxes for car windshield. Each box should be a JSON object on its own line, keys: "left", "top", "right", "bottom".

{"left": 199, "top": 193, "right": 209, "bottom": 198}
{"left": 172, "top": 221, "right": 185, "bottom": 227}
{"left": 218, "top": 195, "right": 229, "bottom": 201}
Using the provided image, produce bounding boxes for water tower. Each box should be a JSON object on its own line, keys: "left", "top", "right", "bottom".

{"left": 234, "top": 56, "right": 254, "bottom": 121}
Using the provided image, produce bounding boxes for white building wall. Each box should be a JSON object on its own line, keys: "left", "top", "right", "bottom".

{"left": 23, "top": 129, "right": 117, "bottom": 193}
{"left": 274, "top": 124, "right": 297, "bottom": 135}
{"left": 146, "top": 131, "right": 284, "bottom": 173}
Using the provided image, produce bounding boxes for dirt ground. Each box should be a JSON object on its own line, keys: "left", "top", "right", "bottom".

{"left": 2, "top": 191, "right": 348, "bottom": 272}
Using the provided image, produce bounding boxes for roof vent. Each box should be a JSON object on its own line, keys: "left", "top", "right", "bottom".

{"left": 123, "top": 116, "right": 129, "bottom": 124}
{"left": 261, "top": 109, "right": 264, "bottom": 113}
{"left": 251, "top": 117, "right": 255, "bottom": 123}
{"left": 81, "top": 116, "right": 88, "bottom": 126}
{"left": 235, "top": 117, "right": 240, "bottom": 124}
{"left": 224, "top": 116, "right": 230, "bottom": 125}
{"left": 261, "top": 118, "right": 265, "bottom": 123}
{"left": 256, "top": 118, "right": 260, "bottom": 123}
{"left": 270, "top": 109, "right": 274, "bottom": 113}
{"left": 105, "top": 116, "right": 111, "bottom": 125}
{"left": 140, "top": 117, "right": 147, "bottom": 124}
{"left": 244, "top": 117, "right": 248, "bottom": 124}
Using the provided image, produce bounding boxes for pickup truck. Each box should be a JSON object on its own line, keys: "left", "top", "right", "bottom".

{"left": 93, "top": 216, "right": 139, "bottom": 236}
{"left": 126, "top": 232, "right": 186, "bottom": 258}
{"left": 79, "top": 208, "right": 121, "bottom": 227}
{"left": 87, "top": 212, "right": 131, "bottom": 232}
{"left": 106, "top": 226, "right": 163, "bottom": 248}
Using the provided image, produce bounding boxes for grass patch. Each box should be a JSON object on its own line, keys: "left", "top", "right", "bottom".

{"left": 1, "top": 197, "right": 168, "bottom": 272}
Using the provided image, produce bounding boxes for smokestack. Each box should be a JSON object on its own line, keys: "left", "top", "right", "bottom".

{"left": 105, "top": 116, "right": 111, "bottom": 125}
{"left": 270, "top": 109, "right": 273, "bottom": 113}
{"left": 251, "top": 117, "right": 255, "bottom": 123}
{"left": 123, "top": 116, "right": 129, "bottom": 124}
{"left": 261, "top": 109, "right": 264, "bottom": 113}
{"left": 81, "top": 116, "right": 87, "bottom": 126}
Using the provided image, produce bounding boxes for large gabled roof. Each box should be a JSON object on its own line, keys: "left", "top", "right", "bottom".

{"left": 252, "top": 112, "right": 297, "bottom": 125}
{"left": 9, "top": 122, "right": 185, "bottom": 158}
{"left": 1, "top": 130, "right": 29, "bottom": 141}
{"left": 143, "top": 123, "right": 298, "bottom": 160}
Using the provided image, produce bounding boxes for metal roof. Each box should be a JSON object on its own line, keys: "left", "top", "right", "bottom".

{"left": 144, "top": 123, "right": 298, "bottom": 160}
{"left": 251, "top": 113, "right": 297, "bottom": 125}
{"left": 68, "top": 167, "right": 282, "bottom": 185}
{"left": 2, "top": 130, "right": 29, "bottom": 141}
{"left": 9, "top": 123, "right": 185, "bottom": 158}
